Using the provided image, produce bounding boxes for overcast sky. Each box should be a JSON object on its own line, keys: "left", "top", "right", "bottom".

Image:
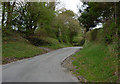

{"left": 56, "top": 0, "right": 83, "bottom": 14}
{"left": 55, "top": 0, "right": 102, "bottom": 28}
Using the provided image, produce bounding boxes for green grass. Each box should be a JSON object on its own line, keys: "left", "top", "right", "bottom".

{"left": 2, "top": 31, "right": 46, "bottom": 64}
{"left": 2, "top": 42, "right": 45, "bottom": 64}
{"left": 72, "top": 42, "right": 118, "bottom": 82}
{"left": 41, "top": 43, "right": 71, "bottom": 49}
{"left": 37, "top": 37, "right": 72, "bottom": 49}
{"left": 2, "top": 30, "right": 71, "bottom": 64}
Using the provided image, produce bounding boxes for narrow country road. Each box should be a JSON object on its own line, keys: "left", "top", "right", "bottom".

{"left": 2, "top": 47, "right": 82, "bottom": 82}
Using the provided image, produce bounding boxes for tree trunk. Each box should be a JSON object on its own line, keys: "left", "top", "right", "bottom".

{"left": 6, "top": 2, "right": 11, "bottom": 29}
{"left": 6, "top": 1, "right": 16, "bottom": 29}
{"left": 2, "top": 2, "right": 5, "bottom": 29}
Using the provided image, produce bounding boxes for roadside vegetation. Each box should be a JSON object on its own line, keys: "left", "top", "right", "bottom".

{"left": 2, "top": 30, "right": 71, "bottom": 64}
{"left": 72, "top": 42, "right": 118, "bottom": 82}
{"left": 1, "top": 2, "right": 82, "bottom": 64}
{"left": 2, "top": 31, "right": 46, "bottom": 64}
{"left": 71, "top": 2, "right": 119, "bottom": 82}
{"left": 72, "top": 27, "right": 118, "bottom": 82}
{"left": 1, "top": 1, "right": 119, "bottom": 83}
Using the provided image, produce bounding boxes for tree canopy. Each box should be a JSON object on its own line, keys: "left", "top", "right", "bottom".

{"left": 2, "top": 1, "right": 81, "bottom": 45}
{"left": 78, "top": 2, "right": 119, "bottom": 32}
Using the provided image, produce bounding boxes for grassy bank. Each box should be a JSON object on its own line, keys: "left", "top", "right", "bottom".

{"left": 2, "top": 31, "right": 47, "bottom": 64}
{"left": 36, "top": 37, "right": 72, "bottom": 49}
{"left": 72, "top": 42, "right": 118, "bottom": 82}
{"left": 2, "top": 31, "right": 71, "bottom": 64}
{"left": 2, "top": 42, "right": 46, "bottom": 64}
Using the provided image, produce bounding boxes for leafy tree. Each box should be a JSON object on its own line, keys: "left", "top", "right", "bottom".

{"left": 78, "top": 2, "right": 120, "bottom": 45}
{"left": 1, "top": 1, "right": 80, "bottom": 45}
{"left": 53, "top": 10, "right": 80, "bottom": 43}
{"left": 12, "top": 2, "right": 55, "bottom": 36}
{"left": 78, "top": 2, "right": 115, "bottom": 32}
{"left": 2, "top": 1, "right": 16, "bottom": 30}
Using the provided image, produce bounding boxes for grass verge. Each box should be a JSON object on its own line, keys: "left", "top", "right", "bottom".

{"left": 2, "top": 42, "right": 46, "bottom": 64}
{"left": 2, "top": 31, "right": 46, "bottom": 64}
{"left": 72, "top": 42, "right": 118, "bottom": 82}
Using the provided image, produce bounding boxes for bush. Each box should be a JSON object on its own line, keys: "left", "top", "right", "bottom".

{"left": 103, "top": 20, "right": 117, "bottom": 44}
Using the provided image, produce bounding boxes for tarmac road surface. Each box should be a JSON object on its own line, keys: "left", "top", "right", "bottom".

{"left": 2, "top": 47, "right": 82, "bottom": 82}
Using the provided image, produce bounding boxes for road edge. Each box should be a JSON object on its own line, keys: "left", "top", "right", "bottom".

{"left": 61, "top": 47, "right": 83, "bottom": 65}
{"left": 60, "top": 47, "right": 83, "bottom": 82}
